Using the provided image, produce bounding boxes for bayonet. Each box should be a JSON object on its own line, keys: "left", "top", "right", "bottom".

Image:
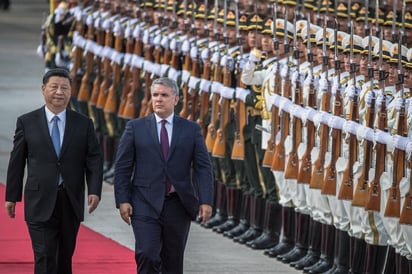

{"left": 401, "top": 0, "right": 406, "bottom": 44}
{"left": 375, "top": 0, "right": 380, "bottom": 38}
{"left": 365, "top": 0, "right": 370, "bottom": 36}
{"left": 392, "top": 0, "right": 398, "bottom": 43}
{"left": 349, "top": 20, "right": 356, "bottom": 89}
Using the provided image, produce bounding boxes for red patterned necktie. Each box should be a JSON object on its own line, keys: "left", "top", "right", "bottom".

{"left": 160, "top": 120, "right": 171, "bottom": 193}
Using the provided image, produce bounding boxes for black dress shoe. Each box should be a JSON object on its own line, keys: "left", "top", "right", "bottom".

{"left": 248, "top": 232, "right": 278, "bottom": 250}
{"left": 266, "top": 241, "right": 294, "bottom": 258}
{"left": 213, "top": 219, "right": 238, "bottom": 233}
{"left": 233, "top": 227, "right": 261, "bottom": 244}
{"left": 280, "top": 246, "right": 307, "bottom": 264}
{"left": 333, "top": 264, "right": 349, "bottom": 274}
{"left": 322, "top": 264, "right": 337, "bottom": 274}
{"left": 223, "top": 222, "right": 249, "bottom": 238}
{"left": 202, "top": 213, "right": 227, "bottom": 229}
{"left": 305, "top": 257, "right": 333, "bottom": 274}
{"left": 292, "top": 252, "right": 320, "bottom": 270}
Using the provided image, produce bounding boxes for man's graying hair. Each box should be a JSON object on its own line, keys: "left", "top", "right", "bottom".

{"left": 151, "top": 77, "right": 179, "bottom": 96}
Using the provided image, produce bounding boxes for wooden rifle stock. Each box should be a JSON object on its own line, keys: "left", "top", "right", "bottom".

{"left": 262, "top": 105, "right": 276, "bottom": 167}
{"left": 285, "top": 76, "right": 303, "bottom": 179}
{"left": 138, "top": 43, "right": 154, "bottom": 117}
{"left": 271, "top": 74, "right": 291, "bottom": 171}
{"left": 366, "top": 88, "right": 387, "bottom": 211}
{"left": 298, "top": 81, "right": 316, "bottom": 184}
{"left": 400, "top": 159, "right": 412, "bottom": 224}
{"left": 118, "top": 33, "right": 135, "bottom": 118}
{"left": 212, "top": 61, "right": 231, "bottom": 158}
{"left": 338, "top": 93, "right": 359, "bottom": 200}
{"left": 179, "top": 51, "right": 192, "bottom": 118}
{"left": 70, "top": 17, "right": 85, "bottom": 98}
{"left": 353, "top": 95, "right": 376, "bottom": 206}
{"left": 384, "top": 104, "right": 406, "bottom": 217}
{"left": 122, "top": 35, "right": 143, "bottom": 120}
{"left": 205, "top": 61, "right": 222, "bottom": 152}
{"left": 96, "top": 28, "right": 113, "bottom": 110}
{"left": 322, "top": 86, "right": 343, "bottom": 195}
{"left": 77, "top": 22, "right": 95, "bottom": 103}
{"left": 89, "top": 28, "right": 105, "bottom": 107}
{"left": 196, "top": 60, "right": 211, "bottom": 136}
{"left": 104, "top": 29, "right": 123, "bottom": 114}
{"left": 310, "top": 85, "right": 331, "bottom": 189}
{"left": 186, "top": 57, "right": 200, "bottom": 121}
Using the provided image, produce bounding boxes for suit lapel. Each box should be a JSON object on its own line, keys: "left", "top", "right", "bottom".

{"left": 147, "top": 114, "right": 163, "bottom": 160}
{"left": 169, "top": 115, "right": 181, "bottom": 158}
{"left": 38, "top": 107, "right": 57, "bottom": 156}
{"left": 59, "top": 108, "right": 74, "bottom": 158}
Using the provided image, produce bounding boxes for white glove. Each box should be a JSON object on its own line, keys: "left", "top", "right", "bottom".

{"left": 235, "top": 87, "right": 250, "bottom": 102}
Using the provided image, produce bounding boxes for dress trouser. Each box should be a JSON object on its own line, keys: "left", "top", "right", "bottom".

{"left": 27, "top": 186, "right": 80, "bottom": 274}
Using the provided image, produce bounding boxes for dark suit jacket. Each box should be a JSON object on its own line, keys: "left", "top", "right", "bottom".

{"left": 6, "top": 107, "right": 103, "bottom": 222}
{"left": 114, "top": 114, "right": 214, "bottom": 220}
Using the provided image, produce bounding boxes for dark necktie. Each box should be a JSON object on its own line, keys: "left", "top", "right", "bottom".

{"left": 160, "top": 120, "right": 171, "bottom": 193}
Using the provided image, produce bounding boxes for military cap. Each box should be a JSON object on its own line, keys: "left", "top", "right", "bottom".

{"left": 239, "top": 14, "right": 248, "bottom": 31}
{"left": 247, "top": 14, "right": 264, "bottom": 30}
{"left": 389, "top": 43, "right": 408, "bottom": 64}
{"left": 304, "top": 0, "right": 316, "bottom": 10}
{"left": 295, "top": 19, "right": 307, "bottom": 38}
{"left": 342, "top": 34, "right": 364, "bottom": 53}
{"left": 262, "top": 18, "right": 274, "bottom": 35}
{"left": 372, "top": 40, "right": 393, "bottom": 60}
{"left": 371, "top": 7, "right": 385, "bottom": 25}
{"left": 356, "top": 6, "right": 374, "bottom": 22}
{"left": 176, "top": 1, "right": 196, "bottom": 16}
{"left": 195, "top": 3, "right": 206, "bottom": 19}
{"left": 336, "top": 2, "right": 349, "bottom": 18}
{"left": 273, "top": 18, "right": 294, "bottom": 39}
{"left": 406, "top": 47, "right": 412, "bottom": 69}
{"left": 164, "top": 0, "right": 175, "bottom": 12}
{"left": 207, "top": 7, "right": 217, "bottom": 21}
{"left": 283, "top": 0, "right": 297, "bottom": 6}
{"left": 300, "top": 24, "right": 322, "bottom": 44}
{"left": 153, "top": 0, "right": 163, "bottom": 9}
{"left": 361, "top": 36, "right": 379, "bottom": 55}
{"left": 329, "top": 31, "right": 348, "bottom": 50}
{"left": 350, "top": 1, "right": 362, "bottom": 18}
{"left": 383, "top": 10, "right": 402, "bottom": 27}
{"left": 319, "top": 0, "right": 334, "bottom": 13}
{"left": 315, "top": 27, "right": 334, "bottom": 47}
{"left": 405, "top": 11, "right": 412, "bottom": 29}
{"left": 140, "top": 0, "right": 154, "bottom": 8}
{"left": 217, "top": 9, "right": 236, "bottom": 26}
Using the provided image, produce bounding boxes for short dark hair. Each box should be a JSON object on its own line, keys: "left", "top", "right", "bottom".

{"left": 151, "top": 77, "right": 179, "bottom": 96}
{"left": 42, "top": 68, "right": 72, "bottom": 85}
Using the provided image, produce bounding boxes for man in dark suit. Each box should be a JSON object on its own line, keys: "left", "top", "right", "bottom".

{"left": 4, "top": 68, "right": 103, "bottom": 274}
{"left": 114, "top": 77, "right": 214, "bottom": 274}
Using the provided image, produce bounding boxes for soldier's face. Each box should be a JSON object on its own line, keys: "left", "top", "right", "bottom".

{"left": 404, "top": 68, "right": 412, "bottom": 88}
{"left": 354, "top": 21, "right": 364, "bottom": 36}
{"left": 388, "top": 63, "right": 398, "bottom": 85}
{"left": 227, "top": 26, "right": 237, "bottom": 46}
{"left": 195, "top": 19, "right": 204, "bottom": 37}
{"left": 383, "top": 26, "right": 392, "bottom": 42}
{"left": 359, "top": 54, "right": 368, "bottom": 76}
{"left": 261, "top": 34, "right": 273, "bottom": 53}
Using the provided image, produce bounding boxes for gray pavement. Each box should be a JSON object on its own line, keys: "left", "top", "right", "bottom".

{"left": 0, "top": 1, "right": 300, "bottom": 273}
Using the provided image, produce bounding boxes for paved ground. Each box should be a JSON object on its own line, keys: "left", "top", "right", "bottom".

{"left": 0, "top": 1, "right": 300, "bottom": 273}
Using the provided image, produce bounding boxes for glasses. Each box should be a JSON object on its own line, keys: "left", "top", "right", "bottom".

{"left": 46, "top": 84, "right": 70, "bottom": 93}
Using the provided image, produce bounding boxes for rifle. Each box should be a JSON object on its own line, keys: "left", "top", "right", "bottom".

{"left": 196, "top": 52, "right": 211, "bottom": 136}
{"left": 365, "top": 31, "right": 387, "bottom": 211}
{"left": 384, "top": 37, "right": 406, "bottom": 218}
{"left": 271, "top": 9, "right": 291, "bottom": 172}
{"left": 70, "top": 4, "right": 85, "bottom": 99}
{"left": 310, "top": 20, "right": 331, "bottom": 189}
{"left": 352, "top": 30, "right": 376, "bottom": 206}
{"left": 297, "top": 16, "right": 316, "bottom": 184}
{"left": 122, "top": 4, "right": 144, "bottom": 119}
{"left": 138, "top": 27, "right": 155, "bottom": 117}
{"left": 96, "top": 17, "right": 113, "bottom": 112}
{"left": 118, "top": 15, "right": 134, "bottom": 118}
{"left": 77, "top": 12, "right": 96, "bottom": 115}
{"left": 103, "top": 19, "right": 123, "bottom": 115}
{"left": 322, "top": 23, "right": 342, "bottom": 195}
{"left": 262, "top": 1, "right": 279, "bottom": 167}
{"left": 212, "top": 0, "right": 230, "bottom": 158}
{"left": 338, "top": 21, "right": 358, "bottom": 200}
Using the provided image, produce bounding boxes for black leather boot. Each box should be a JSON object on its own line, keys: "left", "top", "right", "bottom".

{"left": 348, "top": 237, "right": 366, "bottom": 274}
{"left": 265, "top": 206, "right": 295, "bottom": 257}
{"left": 202, "top": 182, "right": 227, "bottom": 228}
{"left": 214, "top": 188, "right": 242, "bottom": 233}
{"left": 279, "top": 212, "right": 310, "bottom": 264}
{"left": 248, "top": 200, "right": 282, "bottom": 249}
{"left": 382, "top": 245, "right": 396, "bottom": 274}
{"left": 235, "top": 197, "right": 264, "bottom": 244}
{"left": 305, "top": 224, "right": 335, "bottom": 273}
{"left": 224, "top": 192, "right": 250, "bottom": 238}
{"left": 396, "top": 253, "right": 409, "bottom": 274}
{"left": 364, "top": 243, "right": 387, "bottom": 274}
{"left": 292, "top": 220, "right": 321, "bottom": 270}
